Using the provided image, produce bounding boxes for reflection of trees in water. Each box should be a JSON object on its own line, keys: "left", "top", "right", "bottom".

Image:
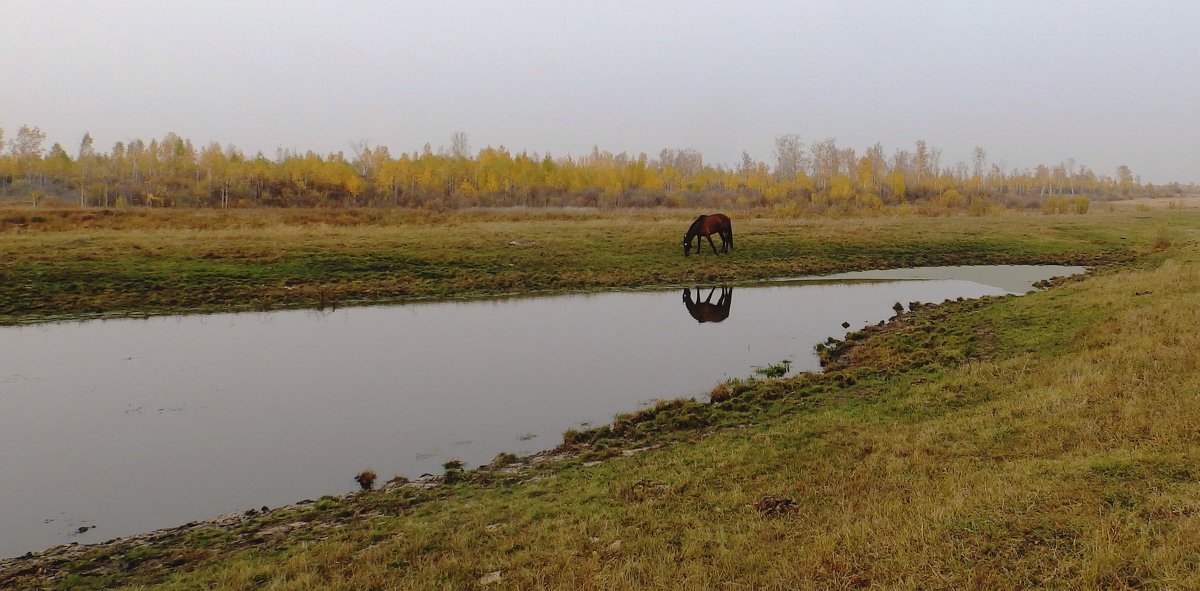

{"left": 682, "top": 286, "right": 732, "bottom": 323}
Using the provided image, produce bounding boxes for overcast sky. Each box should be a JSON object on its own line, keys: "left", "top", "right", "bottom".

{"left": 2, "top": 1, "right": 1197, "bottom": 182}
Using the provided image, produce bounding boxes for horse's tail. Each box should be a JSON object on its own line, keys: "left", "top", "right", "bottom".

{"left": 726, "top": 219, "right": 733, "bottom": 250}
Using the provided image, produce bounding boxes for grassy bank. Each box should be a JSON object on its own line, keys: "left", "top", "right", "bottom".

{"left": 0, "top": 207, "right": 1170, "bottom": 324}
{"left": 3, "top": 210, "right": 1200, "bottom": 589}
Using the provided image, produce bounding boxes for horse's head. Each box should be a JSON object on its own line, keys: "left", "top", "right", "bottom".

{"left": 683, "top": 227, "right": 697, "bottom": 256}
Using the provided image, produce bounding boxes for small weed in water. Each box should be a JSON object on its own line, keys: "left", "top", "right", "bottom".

{"left": 753, "top": 360, "right": 792, "bottom": 379}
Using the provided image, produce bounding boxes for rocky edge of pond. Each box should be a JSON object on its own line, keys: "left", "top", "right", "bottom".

{"left": 0, "top": 438, "right": 669, "bottom": 588}
{"left": 0, "top": 274, "right": 1086, "bottom": 589}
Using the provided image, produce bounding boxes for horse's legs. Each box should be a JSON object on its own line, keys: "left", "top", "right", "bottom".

{"left": 705, "top": 287, "right": 716, "bottom": 303}
{"left": 706, "top": 234, "right": 718, "bottom": 254}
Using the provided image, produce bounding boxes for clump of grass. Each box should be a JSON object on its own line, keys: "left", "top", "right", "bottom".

{"left": 708, "top": 381, "right": 733, "bottom": 403}
{"left": 486, "top": 452, "right": 519, "bottom": 469}
{"left": 753, "top": 495, "right": 798, "bottom": 516}
{"left": 313, "top": 495, "right": 339, "bottom": 511}
{"left": 709, "top": 378, "right": 761, "bottom": 405}
{"left": 1152, "top": 226, "right": 1174, "bottom": 250}
{"left": 354, "top": 470, "right": 377, "bottom": 491}
{"left": 442, "top": 459, "right": 466, "bottom": 484}
{"left": 561, "top": 428, "right": 586, "bottom": 446}
{"left": 579, "top": 447, "right": 621, "bottom": 463}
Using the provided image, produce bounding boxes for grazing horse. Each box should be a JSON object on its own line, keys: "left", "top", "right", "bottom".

{"left": 683, "top": 287, "right": 732, "bottom": 323}
{"left": 683, "top": 213, "right": 733, "bottom": 256}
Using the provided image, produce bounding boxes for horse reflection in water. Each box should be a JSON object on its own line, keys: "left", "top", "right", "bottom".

{"left": 682, "top": 287, "right": 733, "bottom": 323}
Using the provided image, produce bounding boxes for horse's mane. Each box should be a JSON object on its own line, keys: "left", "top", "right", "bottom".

{"left": 684, "top": 215, "right": 706, "bottom": 240}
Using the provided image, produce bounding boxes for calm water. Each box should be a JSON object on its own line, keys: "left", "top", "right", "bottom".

{"left": 0, "top": 265, "right": 1081, "bottom": 557}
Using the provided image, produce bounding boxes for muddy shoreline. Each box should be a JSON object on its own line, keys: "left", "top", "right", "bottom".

{"left": 0, "top": 440, "right": 667, "bottom": 588}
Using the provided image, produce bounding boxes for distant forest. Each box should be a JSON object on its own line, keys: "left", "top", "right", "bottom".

{"left": 0, "top": 124, "right": 1194, "bottom": 214}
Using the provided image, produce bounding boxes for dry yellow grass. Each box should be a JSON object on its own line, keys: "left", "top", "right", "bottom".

{"left": 1107, "top": 195, "right": 1200, "bottom": 211}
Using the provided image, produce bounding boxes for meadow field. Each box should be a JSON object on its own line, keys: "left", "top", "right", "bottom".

{"left": 2, "top": 207, "right": 1199, "bottom": 589}
{"left": 0, "top": 206, "right": 1163, "bottom": 324}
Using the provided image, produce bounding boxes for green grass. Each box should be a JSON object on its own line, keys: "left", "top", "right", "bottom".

{"left": 3, "top": 208, "right": 1200, "bottom": 589}
{"left": 0, "top": 208, "right": 1168, "bottom": 324}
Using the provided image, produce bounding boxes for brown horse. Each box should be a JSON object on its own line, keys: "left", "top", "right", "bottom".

{"left": 683, "top": 213, "right": 733, "bottom": 256}
{"left": 683, "top": 287, "right": 732, "bottom": 323}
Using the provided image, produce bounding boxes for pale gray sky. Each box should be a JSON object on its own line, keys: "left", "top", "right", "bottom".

{"left": 2, "top": 1, "right": 1197, "bottom": 182}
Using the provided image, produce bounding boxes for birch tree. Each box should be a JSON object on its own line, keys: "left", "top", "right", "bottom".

{"left": 773, "top": 134, "right": 805, "bottom": 179}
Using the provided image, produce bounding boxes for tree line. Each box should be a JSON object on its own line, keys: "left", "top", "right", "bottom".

{"left": 0, "top": 124, "right": 1192, "bottom": 213}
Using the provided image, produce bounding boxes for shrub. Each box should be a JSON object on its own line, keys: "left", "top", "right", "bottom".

{"left": 935, "top": 189, "right": 963, "bottom": 209}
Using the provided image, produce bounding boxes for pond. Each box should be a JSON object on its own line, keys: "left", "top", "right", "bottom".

{"left": 0, "top": 265, "right": 1082, "bottom": 557}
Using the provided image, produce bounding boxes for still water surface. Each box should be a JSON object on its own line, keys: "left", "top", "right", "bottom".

{"left": 0, "top": 265, "right": 1080, "bottom": 557}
